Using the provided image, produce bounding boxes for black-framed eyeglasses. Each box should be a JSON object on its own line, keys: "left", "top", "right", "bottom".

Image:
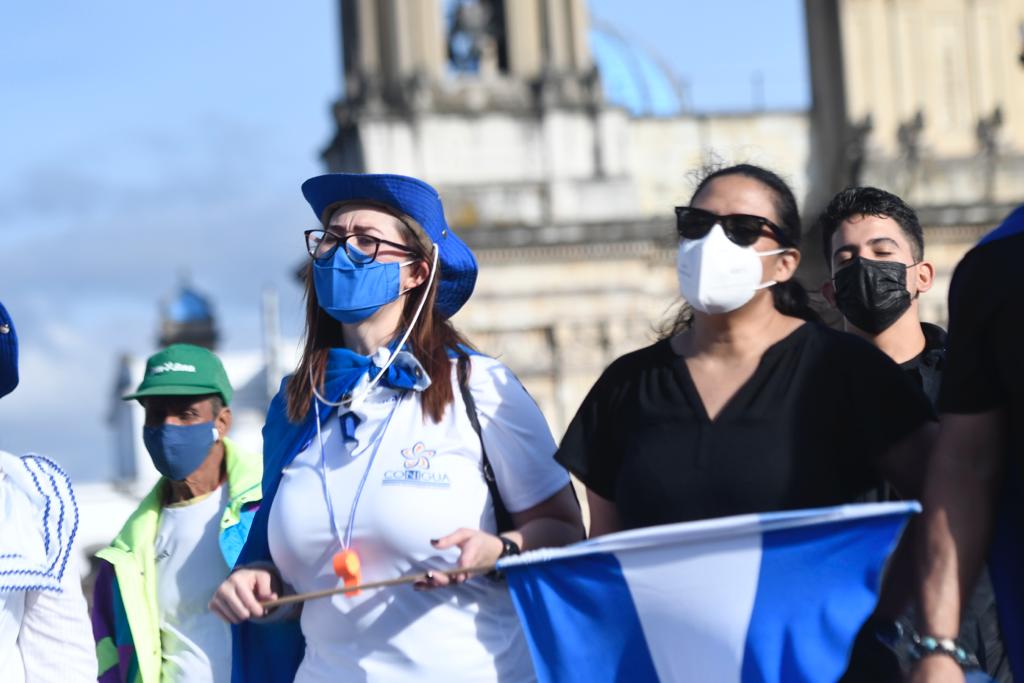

{"left": 304, "top": 229, "right": 418, "bottom": 264}
{"left": 674, "top": 207, "right": 794, "bottom": 248}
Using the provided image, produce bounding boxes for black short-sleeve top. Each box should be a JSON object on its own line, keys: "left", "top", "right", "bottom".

{"left": 555, "top": 322, "right": 935, "bottom": 530}
{"left": 939, "top": 233, "right": 1024, "bottom": 417}
{"left": 938, "top": 232, "right": 1024, "bottom": 470}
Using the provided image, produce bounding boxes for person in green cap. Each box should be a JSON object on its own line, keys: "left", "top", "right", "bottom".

{"left": 91, "top": 343, "right": 263, "bottom": 683}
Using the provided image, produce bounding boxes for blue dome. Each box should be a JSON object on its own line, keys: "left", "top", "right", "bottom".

{"left": 166, "top": 287, "right": 214, "bottom": 323}
{"left": 590, "top": 24, "right": 684, "bottom": 117}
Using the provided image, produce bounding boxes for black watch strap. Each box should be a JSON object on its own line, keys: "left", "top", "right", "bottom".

{"left": 497, "top": 535, "right": 521, "bottom": 559}
{"left": 487, "top": 535, "right": 520, "bottom": 581}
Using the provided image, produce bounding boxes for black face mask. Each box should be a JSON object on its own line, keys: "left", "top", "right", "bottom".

{"left": 833, "top": 257, "right": 913, "bottom": 334}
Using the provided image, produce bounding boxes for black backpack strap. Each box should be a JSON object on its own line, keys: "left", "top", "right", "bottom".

{"left": 457, "top": 355, "right": 515, "bottom": 533}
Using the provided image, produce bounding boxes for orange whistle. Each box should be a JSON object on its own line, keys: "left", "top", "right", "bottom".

{"left": 332, "top": 549, "right": 362, "bottom": 597}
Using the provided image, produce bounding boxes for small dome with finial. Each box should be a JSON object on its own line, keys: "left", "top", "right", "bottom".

{"left": 158, "top": 274, "right": 219, "bottom": 350}
{"left": 166, "top": 287, "right": 214, "bottom": 324}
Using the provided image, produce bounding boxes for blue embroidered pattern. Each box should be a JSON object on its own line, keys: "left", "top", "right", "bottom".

{"left": 0, "top": 454, "right": 79, "bottom": 593}
{"left": 26, "top": 454, "right": 77, "bottom": 580}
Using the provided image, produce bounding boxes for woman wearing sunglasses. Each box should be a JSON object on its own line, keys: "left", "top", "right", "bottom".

{"left": 556, "top": 163, "right": 935, "bottom": 539}
{"left": 211, "top": 173, "right": 582, "bottom": 683}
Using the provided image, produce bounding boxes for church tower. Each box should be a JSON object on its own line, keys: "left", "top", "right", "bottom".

{"left": 322, "top": 0, "right": 642, "bottom": 231}
{"left": 157, "top": 280, "right": 219, "bottom": 350}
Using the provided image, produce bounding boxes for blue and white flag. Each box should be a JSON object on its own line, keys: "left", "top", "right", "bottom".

{"left": 497, "top": 502, "right": 918, "bottom": 683}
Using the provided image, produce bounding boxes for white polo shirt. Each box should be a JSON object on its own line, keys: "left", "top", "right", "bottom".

{"left": 268, "top": 355, "right": 568, "bottom": 683}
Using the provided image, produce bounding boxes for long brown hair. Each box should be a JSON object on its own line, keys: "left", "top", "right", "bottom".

{"left": 285, "top": 203, "right": 474, "bottom": 424}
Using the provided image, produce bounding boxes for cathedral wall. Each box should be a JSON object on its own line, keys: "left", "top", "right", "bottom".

{"left": 453, "top": 241, "right": 679, "bottom": 436}
{"left": 606, "top": 112, "right": 812, "bottom": 217}
{"left": 330, "top": 0, "right": 1024, "bottom": 440}
{"left": 353, "top": 108, "right": 812, "bottom": 227}
{"left": 837, "top": 0, "right": 1024, "bottom": 210}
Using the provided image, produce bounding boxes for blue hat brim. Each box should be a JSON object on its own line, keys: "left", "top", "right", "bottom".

{"left": 0, "top": 301, "right": 18, "bottom": 398}
{"left": 301, "top": 174, "right": 477, "bottom": 319}
{"left": 979, "top": 204, "right": 1024, "bottom": 246}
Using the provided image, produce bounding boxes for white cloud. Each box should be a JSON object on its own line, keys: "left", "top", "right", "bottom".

{"left": 1, "top": 117, "right": 314, "bottom": 482}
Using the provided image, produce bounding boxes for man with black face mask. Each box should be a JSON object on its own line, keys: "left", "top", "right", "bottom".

{"left": 820, "top": 186, "right": 944, "bottom": 403}
{"left": 91, "top": 344, "right": 263, "bottom": 683}
{"left": 817, "top": 187, "right": 1010, "bottom": 683}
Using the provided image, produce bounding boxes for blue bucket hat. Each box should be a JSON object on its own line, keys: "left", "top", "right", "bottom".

{"left": 301, "top": 173, "right": 478, "bottom": 319}
{"left": 0, "top": 301, "right": 18, "bottom": 399}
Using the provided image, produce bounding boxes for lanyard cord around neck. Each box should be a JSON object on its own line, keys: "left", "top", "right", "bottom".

{"left": 315, "top": 392, "right": 403, "bottom": 550}
{"left": 310, "top": 244, "right": 439, "bottom": 412}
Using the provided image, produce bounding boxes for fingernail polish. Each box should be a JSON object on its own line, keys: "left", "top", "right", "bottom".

{"left": 429, "top": 539, "right": 439, "bottom": 545}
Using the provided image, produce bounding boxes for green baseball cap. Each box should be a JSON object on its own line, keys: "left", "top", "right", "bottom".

{"left": 123, "top": 343, "right": 233, "bottom": 405}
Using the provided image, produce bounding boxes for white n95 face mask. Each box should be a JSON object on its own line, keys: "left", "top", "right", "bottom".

{"left": 676, "top": 224, "right": 786, "bottom": 315}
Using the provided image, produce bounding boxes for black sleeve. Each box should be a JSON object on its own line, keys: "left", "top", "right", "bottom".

{"left": 837, "top": 333, "right": 936, "bottom": 470}
{"left": 554, "top": 364, "right": 626, "bottom": 501}
{"left": 938, "top": 247, "right": 1016, "bottom": 414}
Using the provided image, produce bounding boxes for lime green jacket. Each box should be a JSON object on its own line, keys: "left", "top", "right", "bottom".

{"left": 91, "top": 437, "right": 262, "bottom": 683}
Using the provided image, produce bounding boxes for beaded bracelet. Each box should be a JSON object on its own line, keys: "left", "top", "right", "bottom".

{"left": 909, "top": 634, "right": 979, "bottom": 669}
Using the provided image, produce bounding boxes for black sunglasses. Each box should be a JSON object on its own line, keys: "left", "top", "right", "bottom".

{"left": 674, "top": 207, "right": 794, "bottom": 248}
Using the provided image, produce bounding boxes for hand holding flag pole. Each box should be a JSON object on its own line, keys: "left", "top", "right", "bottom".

{"left": 260, "top": 561, "right": 498, "bottom": 610}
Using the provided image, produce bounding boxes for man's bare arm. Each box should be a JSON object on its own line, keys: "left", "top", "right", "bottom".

{"left": 911, "top": 410, "right": 1005, "bottom": 681}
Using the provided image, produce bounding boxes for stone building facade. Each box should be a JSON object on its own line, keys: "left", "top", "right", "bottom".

{"left": 807, "top": 0, "right": 1024, "bottom": 321}
{"left": 323, "top": 0, "right": 1024, "bottom": 436}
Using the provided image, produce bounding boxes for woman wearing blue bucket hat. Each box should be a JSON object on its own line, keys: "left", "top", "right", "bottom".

{"left": 212, "top": 174, "right": 582, "bottom": 682}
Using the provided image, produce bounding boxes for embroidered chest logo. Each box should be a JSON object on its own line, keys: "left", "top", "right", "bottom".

{"left": 401, "top": 442, "right": 435, "bottom": 469}
{"left": 383, "top": 441, "right": 450, "bottom": 488}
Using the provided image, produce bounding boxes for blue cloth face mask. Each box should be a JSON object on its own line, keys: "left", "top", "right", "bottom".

{"left": 312, "top": 242, "right": 417, "bottom": 324}
{"left": 143, "top": 421, "right": 218, "bottom": 480}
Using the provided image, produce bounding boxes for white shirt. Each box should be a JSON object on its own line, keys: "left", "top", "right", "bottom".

{"left": 0, "top": 558, "right": 96, "bottom": 683}
{"left": 0, "top": 451, "right": 96, "bottom": 683}
{"left": 268, "top": 355, "right": 569, "bottom": 683}
{"left": 155, "top": 484, "right": 232, "bottom": 683}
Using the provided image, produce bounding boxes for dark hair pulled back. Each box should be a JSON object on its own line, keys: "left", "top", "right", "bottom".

{"left": 664, "top": 163, "right": 820, "bottom": 335}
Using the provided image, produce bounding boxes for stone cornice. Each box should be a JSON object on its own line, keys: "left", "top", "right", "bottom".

{"left": 474, "top": 239, "right": 675, "bottom": 264}
{"left": 916, "top": 203, "right": 1021, "bottom": 230}
{"left": 462, "top": 217, "right": 673, "bottom": 250}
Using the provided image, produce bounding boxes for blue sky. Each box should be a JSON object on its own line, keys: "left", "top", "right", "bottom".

{"left": 589, "top": 0, "right": 808, "bottom": 114}
{"left": 0, "top": 1, "right": 807, "bottom": 481}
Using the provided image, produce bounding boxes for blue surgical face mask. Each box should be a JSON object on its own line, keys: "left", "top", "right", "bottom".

{"left": 143, "top": 421, "right": 218, "bottom": 481}
{"left": 312, "top": 243, "right": 417, "bottom": 324}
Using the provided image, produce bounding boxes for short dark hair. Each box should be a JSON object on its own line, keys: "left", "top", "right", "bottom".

{"left": 206, "top": 393, "right": 226, "bottom": 415}
{"left": 816, "top": 186, "right": 924, "bottom": 265}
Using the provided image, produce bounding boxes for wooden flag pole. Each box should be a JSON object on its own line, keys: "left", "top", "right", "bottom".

{"left": 260, "top": 562, "right": 498, "bottom": 610}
